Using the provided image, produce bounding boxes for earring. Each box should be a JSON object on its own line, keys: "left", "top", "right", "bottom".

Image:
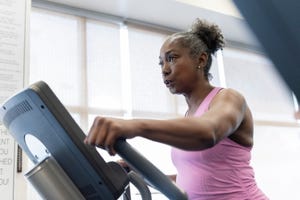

{"left": 197, "top": 66, "right": 201, "bottom": 69}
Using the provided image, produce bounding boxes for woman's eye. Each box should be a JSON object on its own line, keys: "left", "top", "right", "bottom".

{"left": 167, "top": 55, "right": 176, "bottom": 62}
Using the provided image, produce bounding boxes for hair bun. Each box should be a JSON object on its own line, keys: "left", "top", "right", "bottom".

{"left": 190, "top": 18, "right": 225, "bottom": 54}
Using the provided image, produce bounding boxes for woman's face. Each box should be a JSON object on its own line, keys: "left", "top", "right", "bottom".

{"left": 159, "top": 38, "right": 202, "bottom": 95}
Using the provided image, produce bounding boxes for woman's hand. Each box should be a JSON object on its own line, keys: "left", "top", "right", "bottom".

{"left": 84, "top": 116, "right": 139, "bottom": 155}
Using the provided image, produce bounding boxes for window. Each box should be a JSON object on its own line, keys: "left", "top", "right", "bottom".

{"left": 86, "top": 20, "right": 122, "bottom": 112}
{"left": 222, "top": 47, "right": 295, "bottom": 122}
{"left": 128, "top": 25, "right": 174, "bottom": 118}
{"left": 30, "top": 9, "right": 82, "bottom": 106}
{"left": 251, "top": 125, "right": 300, "bottom": 199}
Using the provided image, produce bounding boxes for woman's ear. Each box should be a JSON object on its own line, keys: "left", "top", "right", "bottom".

{"left": 198, "top": 52, "right": 208, "bottom": 68}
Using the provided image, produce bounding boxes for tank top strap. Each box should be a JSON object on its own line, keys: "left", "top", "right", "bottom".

{"left": 194, "top": 87, "right": 223, "bottom": 116}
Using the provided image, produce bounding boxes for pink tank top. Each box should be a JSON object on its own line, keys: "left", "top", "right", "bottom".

{"left": 171, "top": 87, "right": 268, "bottom": 200}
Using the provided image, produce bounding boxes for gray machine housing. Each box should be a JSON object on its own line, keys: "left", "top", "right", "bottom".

{"left": 0, "top": 81, "right": 187, "bottom": 200}
{"left": 0, "top": 81, "right": 128, "bottom": 199}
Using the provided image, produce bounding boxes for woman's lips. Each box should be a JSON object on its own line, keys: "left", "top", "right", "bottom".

{"left": 164, "top": 80, "right": 173, "bottom": 87}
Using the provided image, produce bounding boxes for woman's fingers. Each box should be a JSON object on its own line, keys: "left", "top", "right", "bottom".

{"left": 85, "top": 117, "right": 107, "bottom": 147}
{"left": 104, "top": 122, "right": 120, "bottom": 155}
{"left": 85, "top": 116, "right": 119, "bottom": 155}
{"left": 95, "top": 118, "right": 110, "bottom": 148}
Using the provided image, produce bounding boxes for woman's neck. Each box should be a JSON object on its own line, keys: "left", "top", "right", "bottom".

{"left": 184, "top": 84, "right": 214, "bottom": 116}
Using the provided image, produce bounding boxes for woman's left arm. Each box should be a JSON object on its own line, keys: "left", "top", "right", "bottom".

{"left": 85, "top": 89, "right": 247, "bottom": 155}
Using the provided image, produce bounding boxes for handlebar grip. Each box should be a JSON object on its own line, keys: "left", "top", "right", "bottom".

{"left": 114, "top": 139, "right": 188, "bottom": 200}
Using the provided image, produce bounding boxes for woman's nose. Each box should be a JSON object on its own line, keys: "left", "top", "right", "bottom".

{"left": 162, "top": 63, "right": 171, "bottom": 76}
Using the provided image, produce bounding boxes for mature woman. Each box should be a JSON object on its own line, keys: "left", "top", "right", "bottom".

{"left": 85, "top": 18, "right": 268, "bottom": 199}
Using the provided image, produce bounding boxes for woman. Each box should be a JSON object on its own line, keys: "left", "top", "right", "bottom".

{"left": 85, "top": 18, "right": 268, "bottom": 199}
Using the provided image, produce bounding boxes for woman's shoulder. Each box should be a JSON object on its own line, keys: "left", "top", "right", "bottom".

{"left": 215, "top": 87, "right": 246, "bottom": 103}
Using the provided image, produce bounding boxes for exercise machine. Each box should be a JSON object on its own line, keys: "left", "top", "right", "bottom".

{"left": 0, "top": 81, "right": 187, "bottom": 200}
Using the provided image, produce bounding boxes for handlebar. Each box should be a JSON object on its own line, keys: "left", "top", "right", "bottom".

{"left": 114, "top": 139, "right": 188, "bottom": 200}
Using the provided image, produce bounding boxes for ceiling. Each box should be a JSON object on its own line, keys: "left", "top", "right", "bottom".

{"left": 34, "top": 0, "right": 261, "bottom": 50}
